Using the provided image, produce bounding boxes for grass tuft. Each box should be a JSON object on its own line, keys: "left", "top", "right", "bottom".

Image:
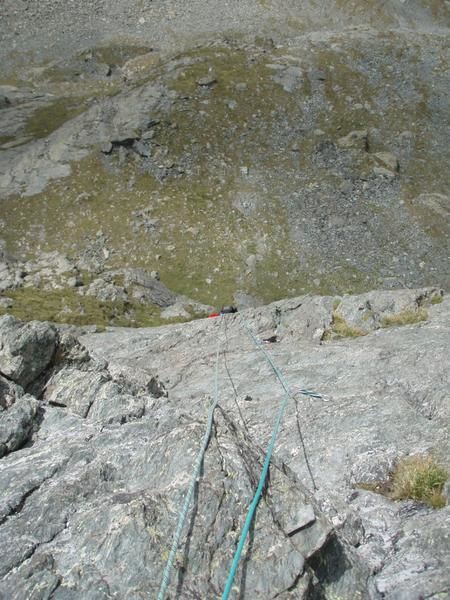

{"left": 391, "top": 455, "right": 448, "bottom": 508}
{"left": 323, "top": 312, "right": 366, "bottom": 340}
{"left": 381, "top": 308, "right": 428, "bottom": 328}
{"left": 357, "top": 455, "right": 448, "bottom": 509}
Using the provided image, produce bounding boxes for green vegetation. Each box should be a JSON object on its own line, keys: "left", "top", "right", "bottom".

{"left": 333, "top": 298, "right": 342, "bottom": 310}
{"left": 381, "top": 308, "right": 428, "bottom": 328}
{"left": 323, "top": 312, "right": 366, "bottom": 340}
{"left": 357, "top": 455, "right": 448, "bottom": 509}
{"left": 431, "top": 294, "right": 443, "bottom": 305}
{"left": 25, "top": 98, "right": 87, "bottom": 139}
{"left": 391, "top": 456, "right": 448, "bottom": 509}
{"left": 2, "top": 40, "right": 447, "bottom": 313}
{"left": 0, "top": 287, "right": 196, "bottom": 328}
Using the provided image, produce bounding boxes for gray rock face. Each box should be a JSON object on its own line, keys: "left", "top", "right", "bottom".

{"left": 0, "top": 289, "right": 448, "bottom": 599}
{"left": 0, "top": 372, "right": 40, "bottom": 459}
{"left": 335, "top": 287, "right": 443, "bottom": 333}
{"left": 0, "top": 392, "right": 39, "bottom": 458}
{"left": 0, "top": 315, "right": 57, "bottom": 388}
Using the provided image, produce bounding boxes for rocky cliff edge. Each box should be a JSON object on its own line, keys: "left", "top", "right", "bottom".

{"left": 0, "top": 288, "right": 449, "bottom": 599}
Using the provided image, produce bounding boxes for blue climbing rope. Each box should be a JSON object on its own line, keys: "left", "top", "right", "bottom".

{"left": 221, "top": 315, "right": 322, "bottom": 599}
{"left": 157, "top": 316, "right": 224, "bottom": 600}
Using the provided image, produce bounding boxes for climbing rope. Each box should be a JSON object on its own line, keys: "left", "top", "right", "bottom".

{"left": 221, "top": 315, "right": 323, "bottom": 599}
{"left": 239, "top": 315, "right": 323, "bottom": 401}
{"left": 157, "top": 316, "right": 224, "bottom": 600}
{"left": 221, "top": 387, "right": 290, "bottom": 600}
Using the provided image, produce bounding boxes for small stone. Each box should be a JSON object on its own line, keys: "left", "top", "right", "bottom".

{"left": 197, "top": 73, "right": 217, "bottom": 87}
{"left": 0, "top": 297, "right": 13, "bottom": 308}
{"left": 246, "top": 255, "right": 257, "bottom": 269}
{"left": 373, "top": 152, "right": 399, "bottom": 173}
{"left": 337, "top": 129, "right": 368, "bottom": 151}
{"left": 101, "top": 142, "right": 113, "bottom": 154}
{"left": 373, "top": 166, "right": 396, "bottom": 178}
{"left": 66, "top": 276, "right": 82, "bottom": 288}
{"left": 76, "top": 191, "right": 91, "bottom": 202}
{"left": 150, "top": 271, "right": 160, "bottom": 281}
{"left": 240, "top": 166, "right": 249, "bottom": 176}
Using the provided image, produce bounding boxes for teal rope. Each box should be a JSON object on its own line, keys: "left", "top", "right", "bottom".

{"left": 239, "top": 316, "right": 322, "bottom": 400}
{"left": 157, "top": 316, "right": 223, "bottom": 600}
{"left": 221, "top": 389, "right": 290, "bottom": 600}
{"left": 221, "top": 315, "right": 322, "bottom": 599}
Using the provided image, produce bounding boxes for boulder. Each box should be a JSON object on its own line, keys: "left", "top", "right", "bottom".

{"left": 0, "top": 315, "right": 57, "bottom": 388}
{"left": 85, "top": 278, "right": 128, "bottom": 303}
{"left": 123, "top": 268, "right": 176, "bottom": 307}
{"left": 160, "top": 303, "right": 191, "bottom": 319}
{"left": 0, "top": 394, "right": 39, "bottom": 458}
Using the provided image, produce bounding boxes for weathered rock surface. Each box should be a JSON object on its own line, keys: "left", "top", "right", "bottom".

{"left": 0, "top": 391, "right": 39, "bottom": 458}
{"left": 0, "top": 315, "right": 56, "bottom": 388}
{"left": 0, "top": 289, "right": 448, "bottom": 598}
{"left": 0, "top": 374, "right": 39, "bottom": 458}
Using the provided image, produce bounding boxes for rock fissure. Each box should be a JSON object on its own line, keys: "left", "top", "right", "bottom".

{"left": 0, "top": 465, "right": 60, "bottom": 526}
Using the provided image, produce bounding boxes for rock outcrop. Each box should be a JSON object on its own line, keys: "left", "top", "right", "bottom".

{"left": 0, "top": 289, "right": 448, "bottom": 598}
{"left": 0, "top": 315, "right": 57, "bottom": 388}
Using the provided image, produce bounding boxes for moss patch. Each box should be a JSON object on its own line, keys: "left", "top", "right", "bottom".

{"left": 431, "top": 294, "right": 443, "bottom": 305}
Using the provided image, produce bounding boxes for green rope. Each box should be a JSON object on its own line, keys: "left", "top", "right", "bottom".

{"left": 221, "top": 315, "right": 322, "bottom": 598}
{"left": 221, "top": 389, "right": 290, "bottom": 600}
{"left": 157, "top": 316, "right": 223, "bottom": 600}
{"left": 239, "top": 315, "right": 322, "bottom": 400}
